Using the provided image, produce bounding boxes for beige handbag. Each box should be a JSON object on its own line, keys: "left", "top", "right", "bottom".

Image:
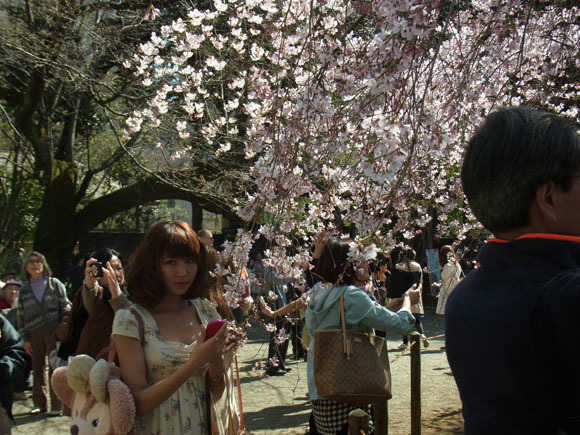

{"left": 314, "top": 294, "right": 392, "bottom": 405}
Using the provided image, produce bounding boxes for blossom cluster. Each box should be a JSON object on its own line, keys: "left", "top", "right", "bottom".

{"left": 126, "top": 1, "right": 580, "bottom": 308}
{"left": 347, "top": 241, "right": 378, "bottom": 277}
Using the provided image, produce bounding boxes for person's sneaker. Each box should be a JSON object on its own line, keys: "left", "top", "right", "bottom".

{"left": 47, "top": 410, "right": 61, "bottom": 417}
{"left": 421, "top": 334, "right": 430, "bottom": 348}
{"left": 30, "top": 407, "right": 46, "bottom": 415}
{"left": 13, "top": 391, "right": 27, "bottom": 401}
{"left": 397, "top": 342, "right": 408, "bottom": 350}
{"left": 265, "top": 366, "right": 284, "bottom": 376}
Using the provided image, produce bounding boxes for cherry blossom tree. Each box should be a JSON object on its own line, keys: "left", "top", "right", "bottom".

{"left": 127, "top": 0, "right": 580, "bottom": 303}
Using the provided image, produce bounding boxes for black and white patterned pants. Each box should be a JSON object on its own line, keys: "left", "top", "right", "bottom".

{"left": 310, "top": 399, "right": 372, "bottom": 435}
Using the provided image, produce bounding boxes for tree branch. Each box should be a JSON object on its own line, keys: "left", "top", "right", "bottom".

{"left": 73, "top": 132, "right": 142, "bottom": 205}
{"left": 81, "top": 0, "right": 179, "bottom": 13}
{"left": 13, "top": 69, "right": 52, "bottom": 181}
{"left": 75, "top": 173, "right": 243, "bottom": 235}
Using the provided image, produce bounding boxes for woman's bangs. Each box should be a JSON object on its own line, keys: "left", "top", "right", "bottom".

{"left": 161, "top": 226, "right": 200, "bottom": 259}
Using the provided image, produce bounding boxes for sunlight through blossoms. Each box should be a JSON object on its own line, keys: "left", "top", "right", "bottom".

{"left": 125, "top": 0, "right": 580, "bottom": 303}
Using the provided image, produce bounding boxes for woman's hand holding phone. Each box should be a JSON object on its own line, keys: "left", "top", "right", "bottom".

{"left": 205, "top": 319, "right": 226, "bottom": 339}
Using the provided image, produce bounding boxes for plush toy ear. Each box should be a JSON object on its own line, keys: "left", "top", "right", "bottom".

{"left": 107, "top": 379, "right": 136, "bottom": 434}
{"left": 50, "top": 367, "right": 75, "bottom": 408}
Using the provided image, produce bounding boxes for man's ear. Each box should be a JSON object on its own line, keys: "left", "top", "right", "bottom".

{"left": 534, "top": 181, "right": 559, "bottom": 228}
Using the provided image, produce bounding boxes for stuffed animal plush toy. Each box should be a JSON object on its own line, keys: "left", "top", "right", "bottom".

{"left": 51, "top": 354, "right": 137, "bottom": 435}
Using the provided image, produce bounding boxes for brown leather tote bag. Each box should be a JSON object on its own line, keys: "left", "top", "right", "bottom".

{"left": 314, "top": 294, "right": 392, "bottom": 405}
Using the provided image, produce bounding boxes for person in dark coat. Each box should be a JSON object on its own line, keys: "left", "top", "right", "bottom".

{"left": 446, "top": 106, "right": 580, "bottom": 434}
{"left": 0, "top": 314, "right": 27, "bottom": 427}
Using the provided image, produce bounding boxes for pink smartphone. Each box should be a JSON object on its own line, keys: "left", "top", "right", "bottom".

{"left": 205, "top": 319, "right": 226, "bottom": 340}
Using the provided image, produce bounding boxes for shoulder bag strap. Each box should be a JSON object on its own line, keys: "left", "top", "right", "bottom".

{"left": 339, "top": 294, "right": 349, "bottom": 357}
{"left": 234, "top": 355, "right": 246, "bottom": 432}
{"left": 129, "top": 307, "right": 145, "bottom": 344}
{"left": 101, "top": 306, "right": 144, "bottom": 363}
{"left": 106, "top": 338, "right": 117, "bottom": 363}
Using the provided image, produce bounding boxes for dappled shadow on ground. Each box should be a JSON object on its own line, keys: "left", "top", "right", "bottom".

{"left": 244, "top": 399, "right": 311, "bottom": 432}
{"left": 13, "top": 412, "right": 54, "bottom": 426}
{"left": 12, "top": 401, "right": 70, "bottom": 434}
{"left": 239, "top": 372, "right": 268, "bottom": 385}
{"left": 422, "top": 407, "right": 464, "bottom": 434}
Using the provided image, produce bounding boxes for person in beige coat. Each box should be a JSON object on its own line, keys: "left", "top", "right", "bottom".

{"left": 436, "top": 245, "right": 463, "bottom": 316}
{"left": 394, "top": 249, "right": 430, "bottom": 350}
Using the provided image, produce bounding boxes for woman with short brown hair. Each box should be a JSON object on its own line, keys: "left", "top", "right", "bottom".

{"left": 111, "top": 221, "right": 237, "bottom": 434}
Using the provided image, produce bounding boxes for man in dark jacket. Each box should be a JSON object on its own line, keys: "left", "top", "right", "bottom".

{"left": 446, "top": 107, "right": 580, "bottom": 434}
{"left": 0, "top": 313, "right": 27, "bottom": 433}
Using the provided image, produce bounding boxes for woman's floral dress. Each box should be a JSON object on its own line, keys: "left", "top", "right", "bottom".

{"left": 113, "top": 298, "right": 221, "bottom": 434}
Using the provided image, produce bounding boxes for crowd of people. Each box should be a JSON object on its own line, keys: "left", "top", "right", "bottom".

{"left": 3, "top": 105, "right": 578, "bottom": 434}
{"left": 0, "top": 226, "right": 463, "bottom": 434}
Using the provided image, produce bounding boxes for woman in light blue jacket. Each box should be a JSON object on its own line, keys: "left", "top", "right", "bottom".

{"left": 305, "top": 239, "right": 420, "bottom": 435}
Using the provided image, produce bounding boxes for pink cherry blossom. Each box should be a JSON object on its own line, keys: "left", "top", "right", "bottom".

{"left": 123, "top": 0, "right": 580, "bottom": 315}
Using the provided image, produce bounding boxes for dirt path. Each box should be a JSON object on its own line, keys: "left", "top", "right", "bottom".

{"left": 238, "top": 307, "right": 464, "bottom": 434}
{"left": 11, "top": 307, "right": 463, "bottom": 434}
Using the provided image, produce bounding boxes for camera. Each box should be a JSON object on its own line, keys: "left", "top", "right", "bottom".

{"left": 92, "top": 262, "right": 104, "bottom": 278}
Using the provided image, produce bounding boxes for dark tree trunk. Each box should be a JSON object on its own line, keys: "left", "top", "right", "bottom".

{"left": 33, "top": 161, "right": 79, "bottom": 280}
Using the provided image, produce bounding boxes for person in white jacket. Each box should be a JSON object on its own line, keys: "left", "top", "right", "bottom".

{"left": 436, "top": 245, "right": 462, "bottom": 316}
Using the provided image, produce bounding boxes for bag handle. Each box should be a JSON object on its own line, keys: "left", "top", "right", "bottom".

{"left": 234, "top": 354, "right": 246, "bottom": 433}
{"left": 338, "top": 292, "right": 378, "bottom": 357}
{"left": 338, "top": 294, "right": 349, "bottom": 357}
{"left": 96, "top": 306, "right": 145, "bottom": 363}
{"left": 129, "top": 307, "right": 145, "bottom": 344}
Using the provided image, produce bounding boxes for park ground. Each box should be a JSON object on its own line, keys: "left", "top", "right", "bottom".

{"left": 11, "top": 306, "right": 463, "bottom": 434}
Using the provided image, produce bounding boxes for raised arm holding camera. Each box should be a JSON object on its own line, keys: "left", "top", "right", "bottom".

{"left": 82, "top": 249, "right": 127, "bottom": 313}
{"left": 59, "top": 249, "right": 131, "bottom": 361}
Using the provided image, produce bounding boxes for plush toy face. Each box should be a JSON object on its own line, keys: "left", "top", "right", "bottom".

{"left": 51, "top": 358, "right": 136, "bottom": 435}
{"left": 71, "top": 393, "right": 113, "bottom": 435}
